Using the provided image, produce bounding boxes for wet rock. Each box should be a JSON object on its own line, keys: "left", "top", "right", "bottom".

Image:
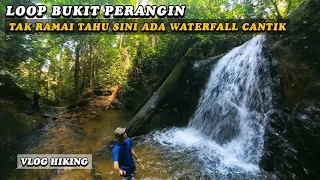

{"left": 42, "top": 114, "right": 50, "bottom": 118}
{"left": 103, "top": 89, "right": 113, "bottom": 96}
{"left": 67, "top": 98, "right": 91, "bottom": 110}
{"left": 90, "top": 166, "right": 102, "bottom": 180}
{"left": 297, "top": 113, "right": 310, "bottom": 121}
{"left": 262, "top": 100, "right": 320, "bottom": 179}
{"left": 24, "top": 108, "right": 34, "bottom": 115}
{"left": 56, "top": 169, "right": 64, "bottom": 174}
{"left": 93, "top": 88, "right": 112, "bottom": 96}
{"left": 111, "top": 100, "right": 124, "bottom": 109}
{"left": 261, "top": 0, "right": 320, "bottom": 178}
{"left": 90, "top": 111, "right": 97, "bottom": 114}
{"left": 82, "top": 89, "right": 94, "bottom": 98}
{"left": 177, "top": 176, "right": 192, "bottom": 180}
{"left": 93, "top": 89, "right": 103, "bottom": 96}
{"left": 260, "top": 150, "right": 275, "bottom": 171}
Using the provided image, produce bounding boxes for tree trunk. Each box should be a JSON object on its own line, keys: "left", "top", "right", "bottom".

{"left": 134, "top": 37, "right": 198, "bottom": 113}
{"left": 125, "top": 55, "right": 190, "bottom": 137}
{"left": 74, "top": 44, "right": 81, "bottom": 100}
{"left": 119, "top": 34, "right": 123, "bottom": 49}
{"left": 81, "top": 57, "right": 86, "bottom": 95}
{"left": 58, "top": 45, "right": 63, "bottom": 104}
{"left": 285, "top": 0, "right": 292, "bottom": 16}
{"left": 152, "top": 34, "right": 156, "bottom": 49}
{"left": 37, "top": 63, "right": 43, "bottom": 91}
{"left": 269, "top": 0, "right": 283, "bottom": 19}
{"left": 46, "top": 73, "right": 49, "bottom": 100}
{"left": 91, "top": 47, "right": 95, "bottom": 86}
{"left": 89, "top": 43, "right": 94, "bottom": 88}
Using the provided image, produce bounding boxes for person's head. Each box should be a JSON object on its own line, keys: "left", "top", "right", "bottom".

{"left": 114, "top": 127, "right": 127, "bottom": 142}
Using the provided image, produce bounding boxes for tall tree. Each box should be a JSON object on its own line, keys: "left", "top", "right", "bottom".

{"left": 74, "top": 43, "right": 81, "bottom": 100}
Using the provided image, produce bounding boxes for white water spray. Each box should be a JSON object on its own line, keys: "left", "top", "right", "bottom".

{"left": 188, "top": 34, "right": 273, "bottom": 164}
{"left": 149, "top": 35, "right": 274, "bottom": 177}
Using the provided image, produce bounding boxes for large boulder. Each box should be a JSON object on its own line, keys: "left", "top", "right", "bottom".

{"left": 260, "top": 0, "right": 320, "bottom": 179}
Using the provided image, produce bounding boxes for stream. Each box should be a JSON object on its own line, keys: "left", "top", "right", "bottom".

{"left": 1, "top": 109, "right": 275, "bottom": 180}
{"left": 1, "top": 35, "right": 278, "bottom": 180}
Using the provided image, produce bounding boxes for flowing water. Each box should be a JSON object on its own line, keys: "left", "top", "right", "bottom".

{"left": 135, "top": 35, "right": 275, "bottom": 179}
{"left": 2, "top": 35, "right": 276, "bottom": 179}
{"left": 189, "top": 34, "right": 273, "bottom": 165}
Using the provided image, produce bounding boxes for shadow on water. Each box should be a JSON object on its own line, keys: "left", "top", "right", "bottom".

{"left": 0, "top": 120, "right": 51, "bottom": 178}
{"left": 0, "top": 106, "right": 66, "bottom": 179}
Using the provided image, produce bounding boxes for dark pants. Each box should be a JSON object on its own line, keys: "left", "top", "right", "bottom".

{"left": 122, "top": 167, "right": 135, "bottom": 180}
{"left": 33, "top": 101, "right": 39, "bottom": 112}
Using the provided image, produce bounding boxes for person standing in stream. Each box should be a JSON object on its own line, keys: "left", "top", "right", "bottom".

{"left": 33, "top": 90, "right": 40, "bottom": 112}
{"left": 112, "top": 127, "right": 140, "bottom": 180}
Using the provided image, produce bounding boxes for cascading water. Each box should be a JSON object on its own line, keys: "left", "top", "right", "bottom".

{"left": 188, "top": 34, "right": 273, "bottom": 164}
{"left": 138, "top": 35, "right": 274, "bottom": 179}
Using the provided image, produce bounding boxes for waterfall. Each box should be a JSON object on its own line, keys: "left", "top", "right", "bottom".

{"left": 144, "top": 35, "right": 274, "bottom": 178}
{"left": 188, "top": 35, "right": 273, "bottom": 164}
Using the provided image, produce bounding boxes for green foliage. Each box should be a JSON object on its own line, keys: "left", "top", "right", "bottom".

{"left": 1, "top": 0, "right": 306, "bottom": 105}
